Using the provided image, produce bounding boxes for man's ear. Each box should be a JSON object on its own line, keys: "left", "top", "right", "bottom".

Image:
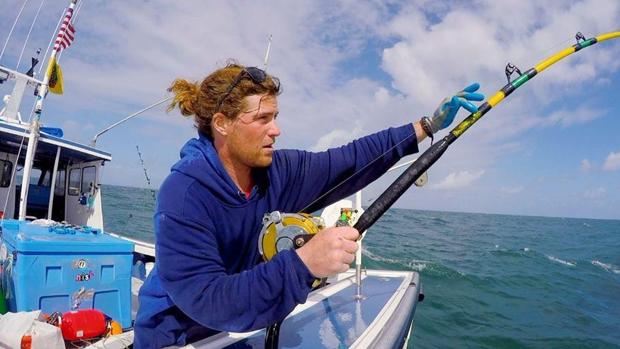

{"left": 212, "top": 112, "right": 231, "bottom": 136}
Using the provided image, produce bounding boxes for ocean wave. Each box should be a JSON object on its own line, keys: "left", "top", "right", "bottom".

{"left": 591, "top": 260, "right": 620, "bottom": 274}
{"left": 362, "top": 248, "right": 401, "bottom": 264}
{"left": 490, "top": 247, "right": 532, "bottom": 257}
{"left": 406, "top": 260, "right": 428, "bottom": 271}
{"left": 423, "top": 263, "right": 466, "bottom": 279}
{"left": 546, "top": 255, "right": 576, "bottom": 267}
{"left": 363, "top": 248, "right": 430, "bottom": 271}
{"left": 431, "top": 216, "right": 449, "bottom": 225}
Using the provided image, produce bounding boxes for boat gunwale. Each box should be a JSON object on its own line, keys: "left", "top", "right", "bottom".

{"left": 182, "top": 269, "right": 418, "bottom": 349}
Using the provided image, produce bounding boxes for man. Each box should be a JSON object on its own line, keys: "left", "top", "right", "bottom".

{"left": 134, "top": 63, "right": 483, "bottom": 347}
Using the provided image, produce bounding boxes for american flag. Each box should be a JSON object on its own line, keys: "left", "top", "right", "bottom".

{"left": 53, "top": 7, "right": 76, "bottom": 52}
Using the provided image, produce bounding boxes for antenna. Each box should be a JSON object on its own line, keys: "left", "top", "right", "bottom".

{"left": 263, "top": 34, "right": 273, "bottom": 71}
{"left": 26, "top": 48, "right": 41, "bottom": 77}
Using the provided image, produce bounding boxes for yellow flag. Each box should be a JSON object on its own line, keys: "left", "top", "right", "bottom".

{"left": 46, "top": 57, "right": 64, "bottom": 95}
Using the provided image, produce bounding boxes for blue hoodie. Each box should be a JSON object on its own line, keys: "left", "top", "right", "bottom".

{"left": 134, "top": 124, "right": 418, "bottom": 347}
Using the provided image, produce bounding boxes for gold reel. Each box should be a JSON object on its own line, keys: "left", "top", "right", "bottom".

{"left": 258, "top": 211, "right": 325, "bottom": 261}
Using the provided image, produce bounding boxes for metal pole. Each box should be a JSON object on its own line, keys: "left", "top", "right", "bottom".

{"left": 354, "top": 190, "right": 364, "bottom": 300}
{"left": 18, "top": 119, "right": 40, "bottom": 220}
{"left": 19, "top": 0, "right": 77, "bottom": 220}
{"left": 47, "top": 146, "right": 61, "bottom": 219}
{"left": 36, "top": 0, "right": 78, "bottom": 114}
{"left": 263, "top": 34, "right": 273, "bottom": 71}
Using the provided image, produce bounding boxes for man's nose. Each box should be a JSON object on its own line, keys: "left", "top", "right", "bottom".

{"left": 268, "top": 119, "right": 281, "bottom": 137}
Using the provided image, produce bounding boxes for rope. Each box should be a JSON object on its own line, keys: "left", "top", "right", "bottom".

{"left": 0, "top": 0, "right": 31, "bottom": 63}
{"left": 38, "top": 7, "right": 65, "bottom": 76}
{"left": 300, "top": 131, "right": 415, "bottom": 213}
{"left": 16, "top": 0, "right": 46, "bottom": 71}
{"left": 1, "top": 104, "right": 37, "bottom": 223}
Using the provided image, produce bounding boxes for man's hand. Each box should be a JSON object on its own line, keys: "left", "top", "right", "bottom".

{"left": 295, "top": 226, "right": 359, "bottom": 278}
{"left": 428, "top": 82, "right": 485, "bottom": 133}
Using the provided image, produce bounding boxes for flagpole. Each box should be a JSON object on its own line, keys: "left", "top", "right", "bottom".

{"left": 18, "top": 0, "right": 78, "bottom": 220}
{"left": 36, "top": 0, "right": 77, "bottom": 114}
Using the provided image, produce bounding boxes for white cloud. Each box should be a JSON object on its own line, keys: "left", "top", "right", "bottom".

{"left": 602, "top": 151, "right": 620, "bottom": 171}
{"left": 382, "top": 0, "right": 620, "bottom": 108}
{"left": 374, "top": 87, "right": 390, "bottom": 104}
{"left": 542, "top": 106, "right": 605, "bottom": 127}
{"left": 376, "top": 0, "right": 620, "bottom": 203}
{"left": 584, "top": 187, "right": 607, "bottom": 199}
{"left": 501, "top": 186, "right": 524, "bottom": 194}
{"left": 310, "top": 125, "right": 364, "bottom": 152}
{"left": 2, "top": 0, "right": 620, "bottom": 218}
{"left": 580, "top": 159, "right": 592, "bottom": 172}
{"left": 431, "top": 169, "right": 485, "bottom": 190}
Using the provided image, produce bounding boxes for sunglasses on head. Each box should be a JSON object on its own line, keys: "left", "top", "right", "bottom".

{"left": 215, "top": 67, "right": 269, "bottom": 113}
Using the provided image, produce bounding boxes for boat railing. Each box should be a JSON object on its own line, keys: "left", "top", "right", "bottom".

{"left": 107, "top": 231, "right": 155, "bottom": 257}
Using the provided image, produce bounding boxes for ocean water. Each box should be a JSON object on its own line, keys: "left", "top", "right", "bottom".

{"left": 101, "top": 184, "right": 620, "bottom": 349}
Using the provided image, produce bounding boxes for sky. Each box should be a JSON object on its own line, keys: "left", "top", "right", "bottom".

{"left": 1, "top": 0, "right": 619, "bottom": 220}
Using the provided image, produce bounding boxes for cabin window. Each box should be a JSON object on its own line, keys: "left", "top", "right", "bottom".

{"left": 54, "top": 169, "right": 66, "bottom": 196}
{"left": 31, "top": 168, "right": 43, "bottom": 185}
{"left": 15, "top": 167, "right": 51, "bottom": 187}
{"left": 68, "top": 169, "right": 80, "bottom": 196}
{"left": 81, "top": 166, "right": 96, "bottom": 195}
{"left": 0, "top": 160, "right": 12, "bottom": 187}
{"left": 37, "top": 169, "right": 51, "bottom": 187}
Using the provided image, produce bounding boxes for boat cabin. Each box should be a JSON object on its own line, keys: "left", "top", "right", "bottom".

{"left": 0, "top": 119, "right": 110, "bottom": 227}
{"left": 0, "top": 64, "right": 111, "bottom": 227}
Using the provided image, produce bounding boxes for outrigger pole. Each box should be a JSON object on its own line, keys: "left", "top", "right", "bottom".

{"left": 353, "top": 31, "right": 620, "bottom": 235}
{"left": 18, "top": 0, "right": 78, "bottom": 220}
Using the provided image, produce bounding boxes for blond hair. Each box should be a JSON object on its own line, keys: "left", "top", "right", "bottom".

{"left": 167, "top": 63, "right": 281, "bottom": 139}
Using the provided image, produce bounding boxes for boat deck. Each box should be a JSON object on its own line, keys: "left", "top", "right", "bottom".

{"left": 185, "top": 269, "right": 420, "bottom": 349}
{"left": 85, "top": 269, "right": 420, "bottom": 349}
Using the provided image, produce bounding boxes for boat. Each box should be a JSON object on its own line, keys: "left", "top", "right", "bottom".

{"left": 0, "top": 1, "right": 422, "bottom": 348}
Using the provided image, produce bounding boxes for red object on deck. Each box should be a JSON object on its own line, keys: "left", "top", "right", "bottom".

{"left": 60, "top": 309, "right": 107, "bottom": 340}
{"left": 20, "top": 335, "right": 31, "bottom": 349}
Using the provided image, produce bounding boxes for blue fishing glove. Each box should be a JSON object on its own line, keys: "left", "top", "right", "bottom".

{"left": 426, "top": 83, "right": 485, "bottom": 134}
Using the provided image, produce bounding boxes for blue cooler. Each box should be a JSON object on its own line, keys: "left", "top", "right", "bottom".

{"left": 0, "top": 219, "right": 134, "bottom": 328}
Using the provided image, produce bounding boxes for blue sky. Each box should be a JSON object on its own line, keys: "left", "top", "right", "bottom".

{"left": 1, "top": 0, "right": 619, "bottom": 219}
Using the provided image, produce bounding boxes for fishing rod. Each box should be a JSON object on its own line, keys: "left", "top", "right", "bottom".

{"left": 136, "top": 145, "right": 156, "bottom": 200}
{"left": 135, "top": 145, "right": 152, "bottom": 186}
{"left": 353, "top": 30, "right": 620, "bottom": 234}
{"left": 260, "top": 31, "right": 620, "bottom": 259}
{"left": 261, "top": 30, "right": 619, "bottom": 349}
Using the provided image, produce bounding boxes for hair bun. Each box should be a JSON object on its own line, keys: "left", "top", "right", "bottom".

{"left": 167, "top": 79, "right": 200, "bottom": 116}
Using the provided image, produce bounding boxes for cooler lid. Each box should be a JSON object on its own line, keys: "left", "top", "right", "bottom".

{"left": 0, "top": 220, "right": 134, "bottom": 253}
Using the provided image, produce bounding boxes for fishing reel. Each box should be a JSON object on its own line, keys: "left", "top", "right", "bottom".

{"left": 258, "top": 207, "right": 361, "bottom": 261}
{"left": 258, "top": 212, "right": 325, "bottom": 261}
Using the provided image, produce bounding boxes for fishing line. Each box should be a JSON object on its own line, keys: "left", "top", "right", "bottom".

{"left": 299, "top": 131, "right": 416, "bottom": 213}
{"left": 1, "top": 107, "right": 38, "bottom": 223}
{"left": 0, "top": 0, "right": 30, "bottom": 63}
{"left": 15, "top": 0, "right": 46, "bottom": 71}
{"left": 353, "top": 31, "right": 620, "bottom": 234}
{"left": 37, "top": 8, "right": 64, "bottom": 76}
{"left": 302, "top": 35, "right": 584, "bottom": 215}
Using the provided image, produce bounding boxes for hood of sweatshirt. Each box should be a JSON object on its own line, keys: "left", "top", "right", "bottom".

{"left": 171, "top": 132, "right": 269, "bottom": 206}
